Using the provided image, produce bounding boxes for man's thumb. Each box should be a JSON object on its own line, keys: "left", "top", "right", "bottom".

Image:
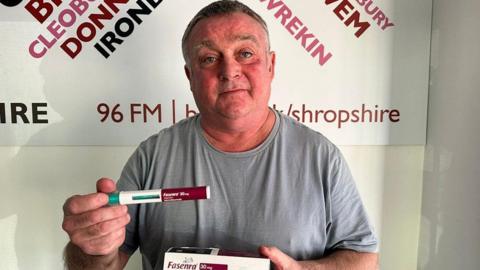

{"left": 259, "top": 246, "right": 297, "bottom": 270}
{"left": 96, "top": 177, "right": 116, "bottom": 193}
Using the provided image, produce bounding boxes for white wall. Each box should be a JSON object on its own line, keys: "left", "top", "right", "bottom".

{"left": 417, "top": 0, "right": 480, "bottom": 269}
{"left": 342, "top": 146, "right": 424, "bottom": 270}
{"left": 0, "top": 145, "right": 424, "bottom": 270}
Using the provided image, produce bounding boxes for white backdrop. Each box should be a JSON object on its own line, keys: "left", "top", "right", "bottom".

{"left": 1, "top": 0, "right": 432, "bottom": 145}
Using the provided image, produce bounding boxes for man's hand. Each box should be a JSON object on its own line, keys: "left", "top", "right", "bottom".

{"left": 259, "top": 245, "right": 378, "bottom": 270}
{"left": 62, "top": 178, "right": 130, "bottom": 268}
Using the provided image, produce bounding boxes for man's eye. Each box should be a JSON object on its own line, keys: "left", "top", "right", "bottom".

{"left": 201, "top": 56, "right": 217, "bottom": 64}
{"left": 239, "top": 51, "right": 253, "bottom": 58}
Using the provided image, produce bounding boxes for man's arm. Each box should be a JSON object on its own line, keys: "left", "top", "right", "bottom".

{"left": 260, "top": 246, "right": 378, "bottom": 270}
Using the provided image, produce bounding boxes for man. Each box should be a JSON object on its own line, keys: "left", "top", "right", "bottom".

{"left": 62, "top": 1, "right": 378, "bottom": 269}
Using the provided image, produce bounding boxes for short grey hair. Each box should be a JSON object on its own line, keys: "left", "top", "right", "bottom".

{"left": 181, "top": 0, "right": 270, "bottom": 64}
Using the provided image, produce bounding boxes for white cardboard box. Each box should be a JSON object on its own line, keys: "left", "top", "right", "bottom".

{"left": 163, "top": 247, "right": 271, "bottom": 270}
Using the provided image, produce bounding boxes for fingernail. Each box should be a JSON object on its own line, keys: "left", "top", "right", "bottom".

{"left": 98, "top": 193, "right": 109, "bottom": 204}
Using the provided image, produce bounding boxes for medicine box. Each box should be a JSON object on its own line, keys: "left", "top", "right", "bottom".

{"left": 163, "top": 247, "right": 271, "bottom": 270}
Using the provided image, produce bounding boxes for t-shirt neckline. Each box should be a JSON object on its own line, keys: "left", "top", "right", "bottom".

{"left": 195, "top": 109, "right": 281, "bottom": 158}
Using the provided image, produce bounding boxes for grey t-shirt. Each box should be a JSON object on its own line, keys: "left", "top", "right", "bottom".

{"left": 118, "top": 110, "right": 377, "bottom": 269}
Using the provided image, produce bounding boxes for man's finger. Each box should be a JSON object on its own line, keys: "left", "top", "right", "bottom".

{"left": 63, "top": 193, "right": 109, "bottom": 216}
{"left": 96, "top": 178, "right": 116, "bottom": 193}
{"left": 259, "top": 246, "right": 299, "bottom": 270}
{"left": 63, "top": 205, "right": 128, "bottom": 232}
{"left": 69, "top": 213, "right": 130, "bottom": 244}
{"left": 80, "top": 227, "right": 127, "bottom": 256}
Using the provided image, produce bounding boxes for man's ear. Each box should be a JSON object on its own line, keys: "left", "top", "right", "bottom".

{"left": 184, "top": 64, "right": 193, "bottom": 91}
{"left": 184, "top": 64, "right": 192, "bottom": 81}
{"left": 269, "top": 51, "right": 276, "bottom": 79}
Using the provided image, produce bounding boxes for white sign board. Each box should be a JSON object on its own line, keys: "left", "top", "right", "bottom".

{"left": 0, "top": 0, "right": 432, "bottom": 145}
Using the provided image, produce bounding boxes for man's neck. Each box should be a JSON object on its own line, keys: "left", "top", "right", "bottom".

{"left": 200, "top": 109, "right": 276, "bottom": 152}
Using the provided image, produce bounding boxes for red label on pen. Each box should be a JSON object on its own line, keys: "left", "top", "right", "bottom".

{"left": 161, "top": 186, "right": 209, "bottom": 202}
{"left": 199, "top": 263, "right": 228, "bottom": 270}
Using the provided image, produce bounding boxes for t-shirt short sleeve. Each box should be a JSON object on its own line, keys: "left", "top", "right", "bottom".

{"left": 324, "top": 148, "right": 378, "bottom": 253}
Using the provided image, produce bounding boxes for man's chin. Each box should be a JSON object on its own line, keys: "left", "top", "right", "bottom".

{"left": 219, "top": 110, "right": 250, "bottom": 120}
{"left": 215, "top": 102, "right": 251, "bottom": 120}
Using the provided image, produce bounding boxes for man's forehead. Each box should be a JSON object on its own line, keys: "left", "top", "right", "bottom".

{"left": 193, "top": 34, "right": 260, "bottom": 51}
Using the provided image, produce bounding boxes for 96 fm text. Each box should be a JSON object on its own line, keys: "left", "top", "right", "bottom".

{"left": 97, "top": 101, "right": 198, "bottom": 124}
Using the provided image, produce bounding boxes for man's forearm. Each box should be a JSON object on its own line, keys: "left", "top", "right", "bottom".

{"left": 64, "top": 242, "right": 126, "bottom": 270}
{"left": 299, "top": 250, "right": 378, "bottom": 270}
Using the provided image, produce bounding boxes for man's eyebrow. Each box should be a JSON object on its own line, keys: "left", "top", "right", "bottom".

{"left": 231, "top": 34, "right": 259, "bottom": 45}
{"left": 193, "top": 40, "right": 215, "bottom": 52}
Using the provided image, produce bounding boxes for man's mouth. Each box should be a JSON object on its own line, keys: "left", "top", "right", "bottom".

{"left": 220, "top": 88, "right": 246, "bottom": 94}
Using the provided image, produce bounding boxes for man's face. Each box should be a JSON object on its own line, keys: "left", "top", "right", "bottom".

{"left": 184, "top": 12, "right": 275, "bottom": 122}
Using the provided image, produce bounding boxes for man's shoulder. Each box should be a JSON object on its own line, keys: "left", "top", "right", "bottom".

{"left": 137, "top": 115, "right": 199, "bottom": 152}
{"left": 274, "top": 111, "right": 345, "bottom": 166}
{"left": 277, "top": 111, "right": 336, "bottom": 149}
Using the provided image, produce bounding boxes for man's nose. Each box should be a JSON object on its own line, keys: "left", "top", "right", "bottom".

{"left": 218, "top": 57, "right": 241, "bottom": 81}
